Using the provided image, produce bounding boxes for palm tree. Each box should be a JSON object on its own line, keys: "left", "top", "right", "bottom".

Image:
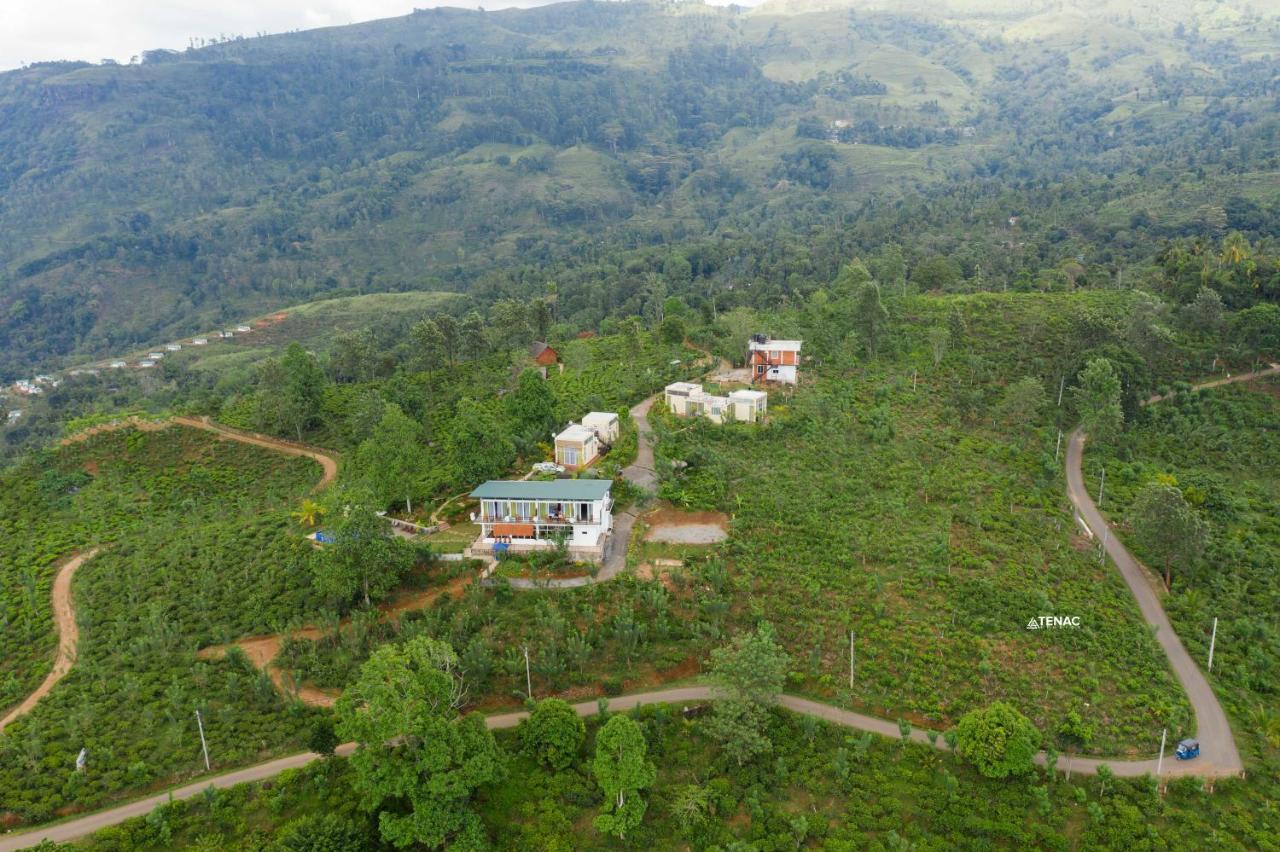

{"left": 292, "top": 498, "right": 324, "bottom": 528}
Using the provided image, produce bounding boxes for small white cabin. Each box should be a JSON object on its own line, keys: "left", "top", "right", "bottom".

{"left": 109, "top": 360, "right": 127, "bottom": 369}
{"left": 138, "top": 360, "right": 156, "bottom": 368}
{"left": 554, "top": 423, "right": 601, "bottom": 470}
{"left": 192, "top": 338, "right": 209, "bottom": 346}
{"left": 729, "top": 389, "right": 768, "bottom": 422}
{"left": 664, "top": 382, "right": 767, "bottom": 424}
{"left": 165, "top": 343, "right": 182, "bottom": 352}
{"left": 664, "top": 382, "right": 703, "bottom": 416}
{"left": 236, "top": 325, "right": 252, "bottom": 333}
{"left": 581, "top": 411, "right": 620, "bottom": 445}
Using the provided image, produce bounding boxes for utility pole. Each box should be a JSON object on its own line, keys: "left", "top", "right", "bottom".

{"left": 523, "top": 645, "right": 533, "bottom": 700}
{"left": 1208, "top": 617, "right": 1218, "bottom": 672}
{"left": 1097, "top": 466, "right": 1106, "bottom": 508}
{"left": 1156, "top": 727, "right": 1167, "bottom": 779}
{"left": 1054, "top": 430, "right": 1062, "bottom": 461}
{"left": 195, "top": 710, "right": 211, "bottom": 772}
{"left": 848, "top": 631, "right": 855, "bottom": 690}
{"left": 1057, "top": 375, "right": 1065, "bottom": 407}
{"left": 1099, "top": 527, "right": 1109, "bottom": 565}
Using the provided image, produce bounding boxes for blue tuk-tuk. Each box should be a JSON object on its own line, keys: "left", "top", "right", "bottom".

{"left": 1175, "top": 739, "right": 1200, "bottom": 760}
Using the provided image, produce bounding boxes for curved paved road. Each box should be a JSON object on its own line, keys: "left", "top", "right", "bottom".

{"left": 0, "top": 674, "right": 1224, "bottom": 850}
{"left": 1058, "top": 367, "right": 1280, "bottom": 781}
{"left": 1066, "top": 429, "right": 1240, "bottom": 778}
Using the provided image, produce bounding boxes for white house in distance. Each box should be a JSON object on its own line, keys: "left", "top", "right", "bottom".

{"left": 109, "top": 360, "right": 127, "bottom": 369}
{"left": 554, "top": 423, "right": 601, "bottom": 470}
{"left": 192, "top": 337, "right": 209, "bottom": 346}
{"left": 236, "top": 324, "right": 252, "bottom": 333}
{"left": 468, "top": 479, "right": 614, "bottom": 562}
{"left": 663, "top": 383, "right": 767, "bottom": 424}
{"left": 747, "top": 335, "right": 802, "bottom": 384}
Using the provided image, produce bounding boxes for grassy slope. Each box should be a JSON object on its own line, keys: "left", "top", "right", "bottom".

{"left": 0, "top": 427, "right": 324, "bottom": 822}
{"left": 655, "top": 298, "right": 1191, "bottom": 753}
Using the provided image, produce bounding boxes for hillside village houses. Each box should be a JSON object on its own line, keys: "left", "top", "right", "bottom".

{"left": 663, "top": 382, "right": 768, "bottom": 424}
{"left": 748, "top": 335, "right": 802, "bottom": 384}
{"left": 467, "top": 478, "right": 614, "bottom": 563}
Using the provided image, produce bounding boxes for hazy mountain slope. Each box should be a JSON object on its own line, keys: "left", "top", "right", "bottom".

{"left": 0, "top": 0, "right": 1276, "bottom": 378}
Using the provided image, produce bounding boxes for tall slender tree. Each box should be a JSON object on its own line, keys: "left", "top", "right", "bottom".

{"left": 591, "top": 714, "right": 655, "bottom": 839}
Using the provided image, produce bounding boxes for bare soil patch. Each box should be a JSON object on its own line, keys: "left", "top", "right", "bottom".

{"left": 642, "top": 507, "right": 729, "bottom": 544}
{"left": 197, "top": 571, "right": 476, "bottom": 707}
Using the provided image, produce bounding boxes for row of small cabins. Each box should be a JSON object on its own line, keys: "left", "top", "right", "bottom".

{"left": 663, "top": 384, "right": 768, "bottom": 423}
{"left": 661, "top": 335, "right": 801, "bottom": 424}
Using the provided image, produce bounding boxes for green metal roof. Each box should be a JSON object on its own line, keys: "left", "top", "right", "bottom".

{"left": 470, "top": 479, "right": 613, "bottom": 501}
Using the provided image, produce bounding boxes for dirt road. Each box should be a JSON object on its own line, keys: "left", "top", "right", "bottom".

{"left": 172, "top": 416, "right": 338, "bottom": 490}
{"left": 0, "top": 419, "right": 337, "bottom": 731}
{"left": 0, "top": 549, "right": 100, "bottom": 732}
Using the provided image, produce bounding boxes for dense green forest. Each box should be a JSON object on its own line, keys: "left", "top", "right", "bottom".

{"left": 1, "top": 0, "right": 1278, "bottom": 380}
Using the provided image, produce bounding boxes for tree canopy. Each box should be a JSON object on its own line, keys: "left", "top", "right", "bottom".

{"left": 954, "top": 701, "right": 1042, "bottom": 779}
{"left": 334, "top": 636, "right": 501, "bottom": 850}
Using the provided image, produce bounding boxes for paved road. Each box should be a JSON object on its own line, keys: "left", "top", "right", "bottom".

{"left": 621, "top": 393, "right": 658, "bottom": 493}
{"left": 3, "top": 673, "right": 1233, "bottom": 850}
{"left": 0, "top": 549, "right": 100, "bottom": 732}
{"left": 1062, "top": 369, "right": 1272, "bottom": 779}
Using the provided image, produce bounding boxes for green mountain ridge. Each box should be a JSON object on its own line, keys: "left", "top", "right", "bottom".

{"left": 0, "top": 0, "right": 1277, "bottom": 379}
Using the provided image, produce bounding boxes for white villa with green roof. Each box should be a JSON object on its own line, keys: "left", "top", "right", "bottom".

{"left": 468, "top": 479, "right": 614, "bottom": 561}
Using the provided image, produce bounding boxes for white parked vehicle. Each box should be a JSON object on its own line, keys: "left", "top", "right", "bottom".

{"left": 532, "top": 461, "right": 565, "bottom": 474}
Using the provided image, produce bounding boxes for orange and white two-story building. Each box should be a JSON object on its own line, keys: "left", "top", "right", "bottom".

{"left": 747, "top": 335, "right": 802, "bottom": 384}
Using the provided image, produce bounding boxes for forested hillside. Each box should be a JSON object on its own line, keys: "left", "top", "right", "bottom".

{"left": 1, "top": 0, "right": 1278, "bottom": 378}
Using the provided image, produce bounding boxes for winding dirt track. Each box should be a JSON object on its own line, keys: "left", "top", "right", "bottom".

{"left": 0, "top": 419, "right": 338, "bottom": 733}
{"left": 0, "top": 549, "right": 100, "bottom": 733}
{"left": 171, "top": 416, "right": 338, "bottom": 491}
{"left": 3, "top": 370, "right": 1274, "bottom": 849}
